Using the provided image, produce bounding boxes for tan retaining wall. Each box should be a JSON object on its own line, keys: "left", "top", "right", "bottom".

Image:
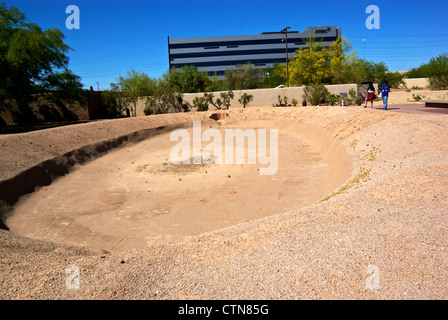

{"left": 135, "top": 84, "right": 357, "bottom": 116}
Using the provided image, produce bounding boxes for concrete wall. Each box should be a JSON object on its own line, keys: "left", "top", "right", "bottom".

{"left": 182, "top": 84, "right": 357, "bottom": 109}
{"left": 403, "top": 78, "right": 429, "bottom": 89}
{"left": 134, "top": 84, "right": 357, "bottom": 116}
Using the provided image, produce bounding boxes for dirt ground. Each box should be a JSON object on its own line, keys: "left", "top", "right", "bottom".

{"left": 0, "top": 105, "right": 447, "bottom": 300}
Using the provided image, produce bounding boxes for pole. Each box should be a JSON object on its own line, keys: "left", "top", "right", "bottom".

{"left": 362, "top": 39, "right": 366, "bottom": 59}
{"left": 282, "top": 27, "right": 291, "bottom": 87}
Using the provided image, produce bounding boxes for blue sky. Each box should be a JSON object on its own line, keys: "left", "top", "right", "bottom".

{"left": 4, "top": 0, "right": 448, "bottom": 90}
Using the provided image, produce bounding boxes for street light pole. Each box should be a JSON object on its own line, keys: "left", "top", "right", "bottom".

{"left": 282, "top": 27, "right": 291, "bottom": 87}
{"left": 362, "top": 39, "right": 366, "bottom": 59}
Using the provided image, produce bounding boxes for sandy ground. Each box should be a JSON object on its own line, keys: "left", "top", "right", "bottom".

{"left": 7, "top": 119, "right": 349, "bottom": 253}
{"left": 1, "top": 105, "right": 447, "bottom": 300}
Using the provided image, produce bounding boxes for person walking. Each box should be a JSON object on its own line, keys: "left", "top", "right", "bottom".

{"left": 379, "top": 81, "right": 390, "bottom": 110}
{"left": 364, "top": 83, "right": 375, "bottom": 108}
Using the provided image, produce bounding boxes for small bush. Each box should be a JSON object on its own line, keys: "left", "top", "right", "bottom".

{"left": 203, "top": 91, "right": 234, "bottom": 110}
{"left": 238, "top": 93, "right": 254, "bottom": 108}
{"left": 291, "top": 98, "right": 298, "bottom": 106}
{"left": 326, "top": 94, "right": 339, "bottom": 106}
{"left": 220, "top": 90, "right": 234, "bottom": 109}
{"left": 303, "top": 85, "right": 330, "bottom": 106}
{"left": 192, "top": 96, "right": 209, "bottom": 111}
{"left": 274, "top": 94, "right": 293, "bottom": 107}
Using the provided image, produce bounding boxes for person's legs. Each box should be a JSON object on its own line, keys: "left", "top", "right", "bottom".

{"left": 382, "top": 96, "right": 388, "bottom": 109}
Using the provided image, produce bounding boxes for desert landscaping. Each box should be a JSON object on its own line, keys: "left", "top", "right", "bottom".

{"left": 1, "top": 101, "right": 447, "bottom": 300}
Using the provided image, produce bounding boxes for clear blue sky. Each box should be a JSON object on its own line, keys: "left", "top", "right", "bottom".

{"left": 4, "top": 0, "right": 448, "bottom": 90}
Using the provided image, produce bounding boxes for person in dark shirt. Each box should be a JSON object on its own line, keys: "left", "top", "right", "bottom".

{"left": 379, "top": 81, "right": 391, "bottom": 110}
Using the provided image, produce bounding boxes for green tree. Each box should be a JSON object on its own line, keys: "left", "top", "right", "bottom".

{"left": 115, "top": 69, "right": 157, "bottom": 116}
{"left": 288, "top": 41, "right": 331, "bottom": 86}
{"left": 168, "top": 65, "right": 211, "bottom": 93}
{"left": 405, "top": 53, "right": 448, "bottom": 83}
{"left": 39, "top": 69, "right": 84, "bottom": 101}
{"left": 143, "top": 75, "right": 187, "bottom": 115}
{"left": 224, "top": 63, "right": 263, "bottom": 90}
{"left": 0, "top": 3, "right": 77, "bottom": 117}
{"left": 426, "top": 53, "right": 448, "bottom": 89}
{"left": 262, "top": 62, "right": 287, "bottom": 88}
{"left": 288, "top": 36, "right": 356, "bottom": 86}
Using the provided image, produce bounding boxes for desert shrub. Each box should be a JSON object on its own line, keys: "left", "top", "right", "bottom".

{"left": 101, "top": 90, "right": 126, "bottom": 118}
{"left": 220, "top": 90, "right": 234, "bottom": 109}
{"left": 274, "top": 94, "right": 291, "bottom": 107}
{"left": 144, "top": 92, "right": 185, "bottom": 115}
{"left": 192, "top": 96, "right": 209, "bottom": 111}
{"left": 303, "top": 85, "right": 330, "bottom": 106}
{"left": 204, "top": 91, "right": 234, "bottom": 110}
{"left": 291, "top": 98, "right": 298, "bottom": 106}
{"left": 429, "top": 78, "right": 448, "bottom": 90}
{"left": 326, "top": 93, "right": 339, "bottom": 106}
{"left": 348, "top": 88, "right": 363, "bottom": 106}
{"left": 238, "top": 93, "right": 254, "bottom": 108}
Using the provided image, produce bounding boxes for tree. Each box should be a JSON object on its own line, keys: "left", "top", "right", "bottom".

{"left": 224, "top": 63, "right": 263, "bottom": 90}
{"left": 39, "top": 69, "right": 84, "bottom": 101}
{"left": 288, "top": 36, "right": 356, "bottom": 86}
{"left": 168, "top": 65, "right": 211, "bottom": 93}
{"left": 262, "top": 62, "right": 287, "bottom": 88}
{"left": 288, "top": 41, "right": 331, "bottom": 86}
{"left": 412, "top": 53, "right": 448, "bottom": 89}
{"left": 0, "top": 3, "right": 77, "bottom": 117}
{"left": 143, "top": 76, "right": 187, "bottom": 115}
{"left": 115, "top": 69, "right": 157, "bottom": 116}
{"left": 427, "top": 53, "right": 448, "bottom": 89}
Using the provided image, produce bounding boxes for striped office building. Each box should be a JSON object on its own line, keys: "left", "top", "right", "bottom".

{"left": 168, "top": 26, "right": 341, "bottom": 78}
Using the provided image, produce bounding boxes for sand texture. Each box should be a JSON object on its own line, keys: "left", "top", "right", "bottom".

{"left": 0, "top": 106, "right": 447, "bottom": 299}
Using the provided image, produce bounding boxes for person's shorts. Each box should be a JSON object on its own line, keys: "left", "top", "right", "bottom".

{"left": 366, "top": 93, "right": 374, "bottom": 101}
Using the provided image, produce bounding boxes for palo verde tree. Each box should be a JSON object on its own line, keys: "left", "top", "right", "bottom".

{"left": 0, "top": 3, "right": 82, "bottom": 118}
{"left": 115, "top": 69, "right": 157, "bottom": 116}
{"left": 288, "top": 36, "right": 355, "bottom": 86}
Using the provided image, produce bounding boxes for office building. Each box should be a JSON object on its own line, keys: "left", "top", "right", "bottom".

{"left": 168, "top": 26, "right": 341, "bottom": 78}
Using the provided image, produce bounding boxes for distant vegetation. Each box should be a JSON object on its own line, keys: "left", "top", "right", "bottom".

{"left": 406, "top": 53, "right": 448, "bottom": 89}
{"left": 2, "top": 2, "right": 447, "bottom": 125}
